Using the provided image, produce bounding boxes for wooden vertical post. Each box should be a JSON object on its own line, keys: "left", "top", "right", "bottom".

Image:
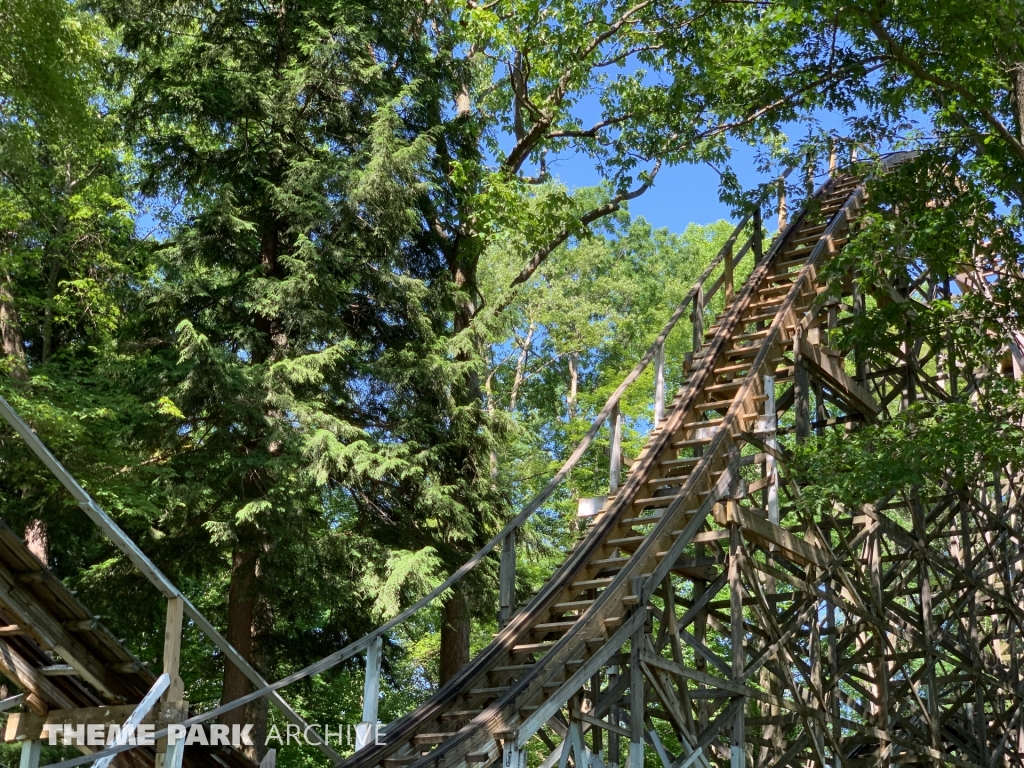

{"left": 807, "top": 549, "right": 825, "bottom": 761}
{"left": 723, "top": 241, "right": 734, "bottom": 305}
{"left": 590, "top": 669, "right": 603, "bottom": 760}
{"left": 163, "top": 596, "right": 185, "bottom": 703}
{"left": 812, "top": 382, "right": 825, "bottom": 436}
{"left": 865, "top": 527, "right": 887, "bottom": 751}
{"left": 19, "top": 739, "right": 40, "bottom": 768}
{"left": 805, "top": 152, "right": 814, "bottom": 196}
{"left": 357, "top": 636, "right": 383, "bottom": 750}
{"left": 499, "top": 528, "right": 517, "bottom": 628}
{"left": 728, "top": 521, "right": 745, "bottom": 768}
{"left": 777, "top": 178, "right": 787, "bottom": 233}
{"left": 826, "top": 581, "right": 839, "bottom": 767}
{"left": 752, "top": 208, "right": 763, "bottom": 262}
{"left": 693, "top": 544, "right": 708, "bottom": 733}
{"left": 852, "top": 280, "right": 867, "bottom": 387}
{"left": 793, "top": 330, "right": 810, "bottom": 442}
{"left": 654, "top": 343, "right": 665, "bottom": 424}
{"left": 609, "top": 666, "right": 621, "bottom": 768}
{"left": 691, "top": 287, "right": 704, "bottom": 355}
{"left": 629, "top": 594, "right": 645, "bottom": 768}
{"left": 829, "top": 143, "right": 837, "bottom": 177}
{"left": 157, "top": 596, "right": 185, "bottom": 768}
{"left": 763, "top": 375, "right": 778, "bottom": 525}
{"left": 609, "top": 403, "right": 622, "bottom": 494}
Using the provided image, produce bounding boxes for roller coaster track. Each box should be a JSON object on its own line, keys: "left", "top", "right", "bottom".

{"left": 335, "top": 153, "right": 1024, "bottom": 768}
{"left": 3, "top": 151, "right": 1023, "bottom": 768}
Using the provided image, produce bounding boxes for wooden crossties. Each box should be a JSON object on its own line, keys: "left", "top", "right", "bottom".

{"left": 2, "top": 154, "right": 1019, "bottom": 768}
{"left": 335, "top": 156, "right": 1024, "bottom": 768}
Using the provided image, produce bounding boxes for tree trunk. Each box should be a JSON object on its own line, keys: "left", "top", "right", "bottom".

{"left": 439, "top": 580, "right": 470, "bottom": 686}
{"left": 220, "top": 547, "right": 257, "bottom": 729}
{"left": 0, "top": 273, "right": 27, "bottom": 382}
{"left": 41, "top": 258, "right": 60, "bottom": 364}
{"left": 1014, "top": 63, "right": 1024, "bottom": 144}
{"left": 509, "top": 322, "right": 535, "bottom": 411}
{"left": 567, "top": 353, "right": 579, "bottom": 418}
{"left": 24, "top": 520, "right": 47, "bottom": 566}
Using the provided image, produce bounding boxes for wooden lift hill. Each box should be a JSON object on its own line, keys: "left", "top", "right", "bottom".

{"left": 1, "top": 150, "right": 1021, "bottom": 768}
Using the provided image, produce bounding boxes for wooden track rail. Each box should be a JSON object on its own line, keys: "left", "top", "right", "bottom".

{"left": 335, "top": 152, "right": 1024, "bottom": 768}
{"left": 3, "top": 151, "right": 1024, "bottom": 768}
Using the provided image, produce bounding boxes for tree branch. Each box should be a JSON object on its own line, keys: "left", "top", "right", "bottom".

{"left": 868, "top": 18, "right": 1024, "bottom": 165}
{"left": 507, "top": 159, "right": 660, "bottom": 292}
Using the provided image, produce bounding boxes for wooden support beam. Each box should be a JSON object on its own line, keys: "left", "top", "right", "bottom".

{"left": 609, "top": 403, "right": 622, "bottom": 494}
{"left": 162, "top": 596, "right": 184, "bottom": 704}
{"left": 728, "top": 526, "right": 744, "bottom": 768}
{"left": 0, "top": 561, "right": 116, "bottom": 700}
{"left": 714, "top": 503, "right": 829, "bottom": 569}
{"left": 654, "top": 343, "right": 665, "bottom": 424}
{"left": 499, "top": 529, "right": 517, "bottom": 629}
{"left": 628, "top": 582, "right": 644, "bottom": 768}
{"left": 0, "top": 639, "right": 75, "bottom": 714}
{"left": 4, "top": 705, "right": 152, "bottom": 743}
{"left": 793, "top": 330, "right": 810, "bottom": 442}
{"left": 797, "top": 338, "right": 879, "bottom": 418}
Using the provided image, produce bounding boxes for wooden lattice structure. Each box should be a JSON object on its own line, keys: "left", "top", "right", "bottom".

{"left": 334, "top": 153, "right": 1024, "bottom": 768}
{"left": 1, "top": 151, "right": 1021, "bottom": 768}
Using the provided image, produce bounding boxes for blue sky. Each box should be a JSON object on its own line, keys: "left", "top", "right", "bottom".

{"left": 542, "top": 106, "right": 933, "bottom": 233}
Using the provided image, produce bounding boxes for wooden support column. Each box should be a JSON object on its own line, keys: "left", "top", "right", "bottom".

{"left": 852, "top": 280, "right": 867, "bottom": 387}
{"left": 629, "top": 580, "right": 645, "bottom": 768}
{"left": 157, "top": 596, "right": 186, "bottom": 768}
{"left": 793, "top": 330, "right": 810, "bottom": 442}
{"left": 163, "top": 597, "right": 185, "bottom": 702}
{"left": 866, "top": 528, "right": 889, "bottom": 740}
{"left": 963, "top": 498, "right": 988, "bottom": 763}
{"left": 691, "top": 287, "right": 704, "bottom": 355}
{"left": 654, "top": 343, "right": 665, "bottom": 424}
{"left": 778, "top": 178, "right": 787, "bottom": 233}
{"left": 763, "top": 375, "right": 779, "bottom": 524}
{"left": 826, "top": 581, "right": 839, "bottom": 768}
{"left": 723, "top": 242, "right": 734, "bottom": 305}
{"left": 807, "top": 550, "right": 825, "bottom": 762}
{"left": 499, "top": 528, "right": 517, "bottom": 628}
{"left": 693, "top": 546, "right": 708, "bottom": 734}
{"left": 728, "top": 519, "right": 745, "bottom": 768}
{"left": 609, "top": 666, "right": 621, "bottom": 768}
{"left": 590, "top": 669, "right": 603, "bottom": 760}
{"left": 609, "top": 403, "right": 622, "bottom": 494}
{"left": 357, "top": 635, "right": 383, "bottom": 750}
{"left": 752, "top": 208, "right": 763, "bottom": 262}
{"left": 944, "top": 275, "right": 957, "bottom": 396}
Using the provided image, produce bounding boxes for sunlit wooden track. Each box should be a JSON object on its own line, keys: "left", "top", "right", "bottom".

{"left": 337, "top": 154, "right": 1024, "bottom": 768}
{"left": 2, "top": 152, "right": 1023, "bottom": 768}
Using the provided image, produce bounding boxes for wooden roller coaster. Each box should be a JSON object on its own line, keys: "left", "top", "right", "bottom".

{"left": 1, "top": 151, "right": 1022, "bottom": 768}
